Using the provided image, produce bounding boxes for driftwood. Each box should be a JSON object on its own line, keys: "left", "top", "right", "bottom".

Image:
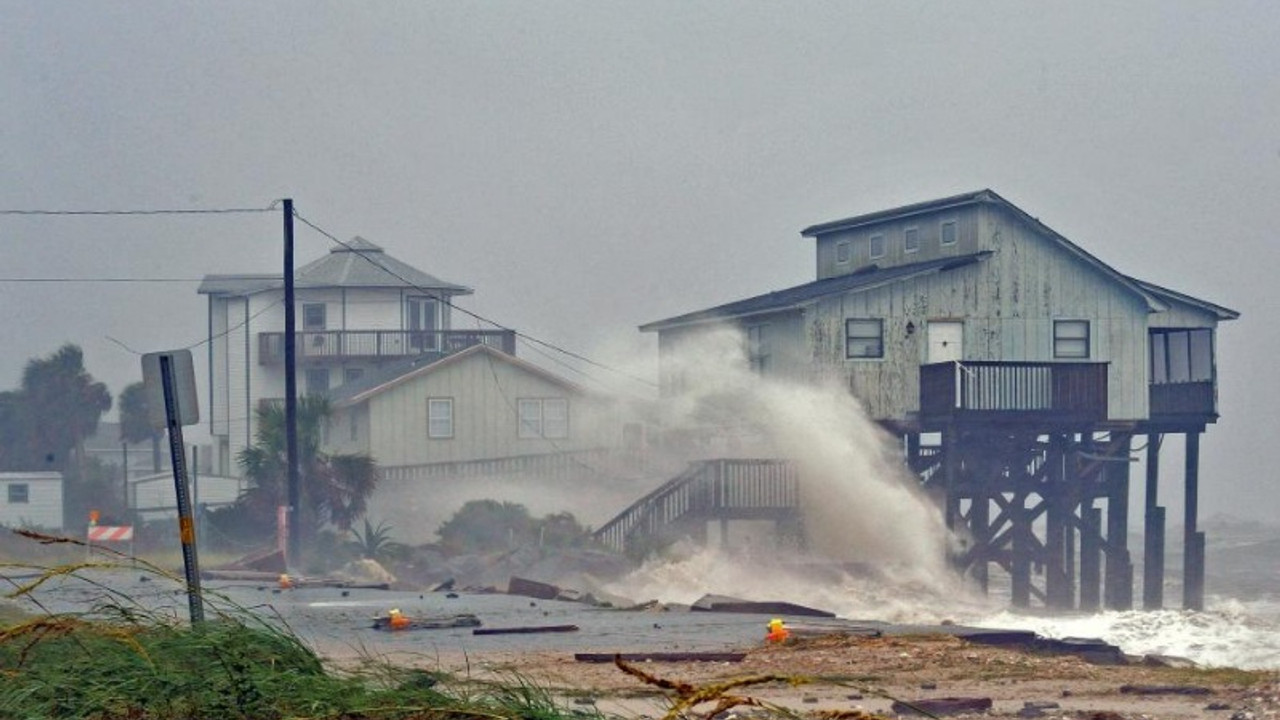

{"left": 575, "top": 651, "right": 746, "bottom": 663}
{"left": 472, "top": 624, "right": 579, "bottom": 636}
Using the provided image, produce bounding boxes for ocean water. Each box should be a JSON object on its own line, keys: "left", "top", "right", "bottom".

{"left": 603, "top": 521, "right": 1280, "bottom": 671}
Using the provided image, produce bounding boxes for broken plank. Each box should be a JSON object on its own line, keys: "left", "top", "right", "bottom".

{"left": 472, "top": 624, "right": 580, "bottom": 636}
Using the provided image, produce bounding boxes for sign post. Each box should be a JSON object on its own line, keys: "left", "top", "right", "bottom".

{"left": 142, "top": 349, "right": 204, "bottom": 624}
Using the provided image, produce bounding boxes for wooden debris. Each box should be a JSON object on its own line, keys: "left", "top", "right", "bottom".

{"left": 689, "top": 594, "right": 836, "bottom": 618}
{"left": 1119, "top": 684, "right": 1213, "bottom": 696}
{"left": 890, "top": 696, "right": 993, "bottom": 716}
{"left": 472, "top": 624, "right": 579, "bottom": 636}
{"left": 507, "top": 576, "right": 560, "bottom": 600}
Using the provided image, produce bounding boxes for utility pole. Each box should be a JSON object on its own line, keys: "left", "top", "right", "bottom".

{"left": 283, "top": 199, "right": 301, "bottom": 567}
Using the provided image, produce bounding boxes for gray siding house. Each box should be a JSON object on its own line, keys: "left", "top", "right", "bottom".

{"left": 641, "top": 189, "right": 1237, "bottom": 611}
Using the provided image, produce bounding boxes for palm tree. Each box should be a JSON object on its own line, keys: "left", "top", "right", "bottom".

{"left": 237, "top": 395, "right": 378, "bottom": 545}
{"left": 19, "top": 345, "right": 112, "bottom": 477}
{"left": 118, "top": 382, "right": 162, "bottom": 472}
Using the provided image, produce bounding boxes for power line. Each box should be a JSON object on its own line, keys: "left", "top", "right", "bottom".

{"left": 0, "top": 278, "right": 202, "bottom": 283}
{"left": 291, "top": 211, "right": 658, "bottom": 390}
{"left": 0, "top": 206, "right": 277, "bottom": 216}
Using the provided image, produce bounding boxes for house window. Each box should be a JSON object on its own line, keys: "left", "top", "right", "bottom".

{"left": 1053, "top": 320, "right": 1090, "bottom": 359}
{"left": 428, "top": 398, "right": 453, "bottom": 438}
{"left": 940, "top": 220, "right": 957, "bottom": 246}
{"left": 904, "top": 227, "right": 920, "bottom": 253}
{"left": 7, "top": 483, "right": 28, "bottom": 504}
{"left": 747, "top": 324, "right": 770, "bottom": 374}
{"left": 845, "top": 319, "right": 884, "bottom": 359}
{"left": 343, "top": 368, "right": 364, "bottom": 385}
{"left": 518, "top": 398, "right": 569, "bottom": 439}
{"left": 305, "top": 368, "right": 330, "bottom": 395}
{"left": 303, "top": 303, "right": 326, "bottom": 330}
{"left": 1150, "top": 329, "right": 1214, "bottom": 384}
{"left": 869, "top": 234, "right": 886, "bottom": 259}
{"left": 407, "top": 296, "right": 441, "bottom": 351}
{"left": 835, "top": 241, "right": 851, "bottom": 264}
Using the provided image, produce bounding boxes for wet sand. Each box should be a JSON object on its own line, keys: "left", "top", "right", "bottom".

{"left": 323, "top": 625, "right": 1280, "bottom": 719}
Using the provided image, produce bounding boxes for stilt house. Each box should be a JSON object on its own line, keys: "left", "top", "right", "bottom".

{"left": 640, "top": 189, "right": 1237, "bottom": 611}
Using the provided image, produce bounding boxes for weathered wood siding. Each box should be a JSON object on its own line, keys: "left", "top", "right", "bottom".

{"left": 815, "top": 207, "right": 981, "bottom": 279}
{"left": 1147, "top": 301, "right": 1218, "bottom": 330}
{"left": 356, "top": 352, "right": 618, "bottom": 466}
{"left": 802, "top": 203, "right": 1152, "bottom": 421}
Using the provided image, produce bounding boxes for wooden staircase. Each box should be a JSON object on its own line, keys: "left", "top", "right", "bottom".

{"left": 592, "top": 459, "right": 800, "bottom": 555}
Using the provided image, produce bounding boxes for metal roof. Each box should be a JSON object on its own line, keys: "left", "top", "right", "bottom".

{"left": 330, "top": 344, "right": 584, "bottom": 407}
{"left": 198, "top": 237, "right": 472, "bottom": 296}
{"left": 639, "top": 252, "right": 991, "bottom": 332}
{"left": 1127, "top": 277, "right": 1240, "bottom": 321}
{"left": 801, "top": 189, "right": 994, "bottom": 237}
{"left": 802, "top": 189, "right": 1169, "bottom": 314}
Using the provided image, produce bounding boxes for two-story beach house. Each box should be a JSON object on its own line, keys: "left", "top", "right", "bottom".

{"left": 199, "top": 238, "right": 646, "bottom": 543}
{"left": 639, "top": 190, "right": 1237, "bottom": 611}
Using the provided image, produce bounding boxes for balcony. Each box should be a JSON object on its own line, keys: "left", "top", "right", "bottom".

{"left": 919, "top": 361, "right": 1109, "bottom": 427}
{"left": 258, "top": 329, "right": 517, "bottom": 365}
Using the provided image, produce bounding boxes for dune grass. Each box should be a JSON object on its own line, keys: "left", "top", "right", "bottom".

{"left": 1, "top": 530, "right": 605, "bottom": 720}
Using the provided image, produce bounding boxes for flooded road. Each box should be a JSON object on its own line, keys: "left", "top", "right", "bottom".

{"left": 4, "top": 567, "right": 798, "bottom": 661}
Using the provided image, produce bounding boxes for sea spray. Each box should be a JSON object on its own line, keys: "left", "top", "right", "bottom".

{"left": 606, "top": 543, "right": 995, "bottom": 624}
{"left": 610, "top": 327, "right": 983, "bottom": 612}
{"left": 975, "top": 600, "right": 1280, "bottom": 670}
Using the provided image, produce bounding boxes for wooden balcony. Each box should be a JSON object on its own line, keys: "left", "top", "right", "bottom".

{"left": 258, "top": 329, "right": 517, "bottom": 365}
{"left": 919, "top": 361, "right": 1109, "bottom": 427}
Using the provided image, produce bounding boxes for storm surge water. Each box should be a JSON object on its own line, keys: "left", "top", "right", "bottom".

{"left": 603, "top": 328, "right": 1280, "bottom": 671}
{"left": 607, "top": 327, "right": 983, "bottom": 618}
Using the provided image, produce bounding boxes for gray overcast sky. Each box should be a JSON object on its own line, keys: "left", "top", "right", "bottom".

{"left": 2, "top": 1, "right": 1277, "bottom": 520}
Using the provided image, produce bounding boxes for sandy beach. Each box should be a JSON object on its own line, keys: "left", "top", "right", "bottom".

{"left": 375, "top": 631, "right": 1280, "bottom": 719}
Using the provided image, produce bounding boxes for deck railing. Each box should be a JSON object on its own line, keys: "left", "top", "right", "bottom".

{"left": 593, "top": 459, "right": 798, "bottom": 554}
{"left": 258, "top": 329, "right": 516, "bottom": 364}
{"left": 920, "top": 361, "right": 1108, "bottom": 422}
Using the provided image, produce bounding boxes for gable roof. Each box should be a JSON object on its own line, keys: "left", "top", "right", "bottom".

{"left": 331, "top": 344, "right": 585, "bottom": 407}
{"left": 198, "top": 237, "right": 472, "bottom": 296}
{"left": 640, "top": 252, "right": 991, "bottom": 332}
{"left": 802, "top": 189, "right": 1169, "bottom": 314}
{"left": 1127, "top": 277, "right": 1239, "bottom": 320}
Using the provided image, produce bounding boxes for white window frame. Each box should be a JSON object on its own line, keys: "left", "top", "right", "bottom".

{"left": 869, "top": 233, "right": 886, "bottom": 259}
{"left": 835, "top": 240, "right": 851, "bottom": 264}
{"left": 940, "top": 220, "right": 958, "bottom": 246}
{"left": 427, "top": 398, "right": 454, "bottom": 439}
{"left": 518, "top": 398, "right": 569, "bottom": 439}
{"left": 845, "top": 318, "right": 885, "bottom": 359}
{"left": 7, "top": 483, "right": 29, "bottom": 504}
{"left": 903, "top": 226, "right": 920, "bottom": 253}
{"left": 1053, "top": 320, "right": 1091, "bottom": 359}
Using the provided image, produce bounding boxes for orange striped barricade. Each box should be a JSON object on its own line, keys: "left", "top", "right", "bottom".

{"left": 87, "top": 525, "right": 135, "bottom": 560}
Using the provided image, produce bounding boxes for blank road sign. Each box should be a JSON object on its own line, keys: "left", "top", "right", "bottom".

{"left": 141, "top": 350, "right": 200, "bottom": 429}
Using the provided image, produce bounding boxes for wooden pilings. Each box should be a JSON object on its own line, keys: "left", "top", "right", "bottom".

{"left": 1183, "top": 431, "right": 1205, "bottom": 611}
{"left": 1143, "top": 433, "right": 1166, "bottom": 610}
